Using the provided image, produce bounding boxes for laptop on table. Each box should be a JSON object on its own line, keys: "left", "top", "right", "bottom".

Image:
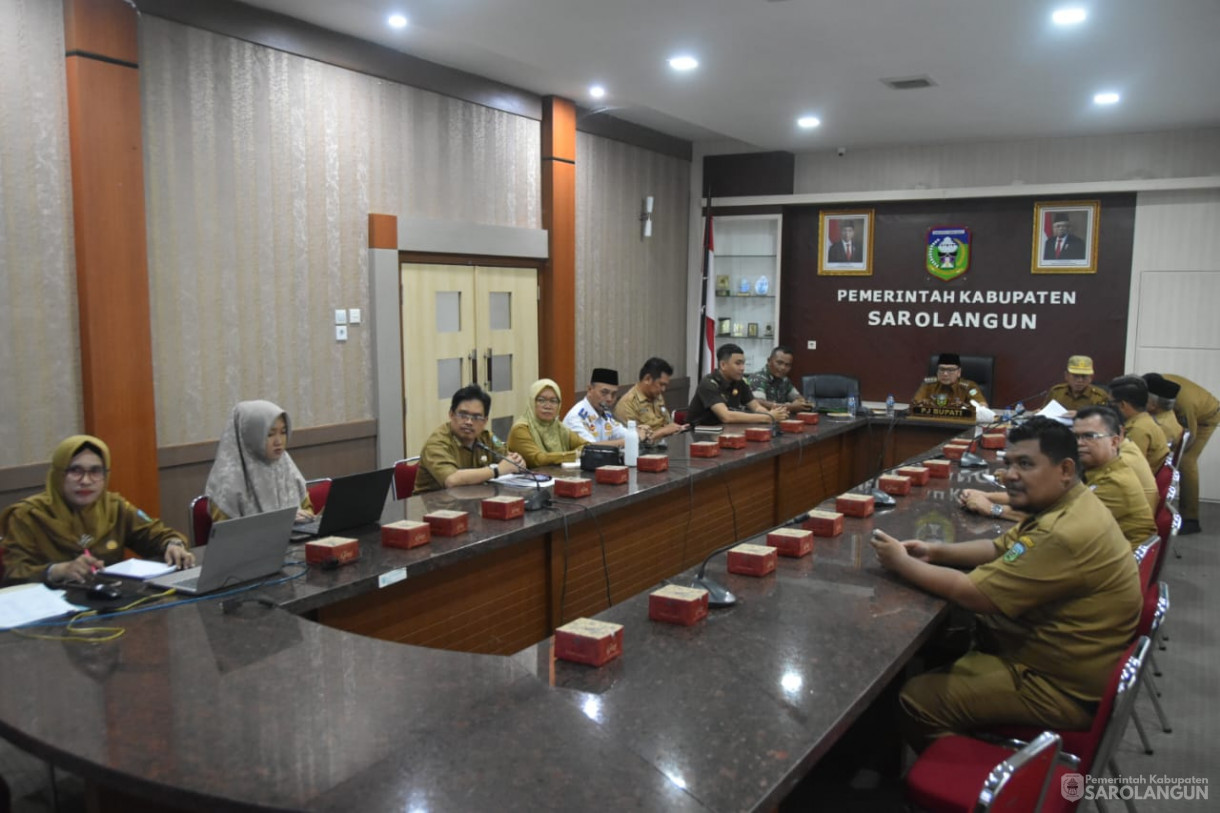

{"left": 149, "top": 506, "right": 297, "bottom": 595}
{"left": 291, "top": 467, "right": 394, "bottom": 541}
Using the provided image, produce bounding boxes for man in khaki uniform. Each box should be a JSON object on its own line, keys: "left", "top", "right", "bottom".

{"left": 1142, "top": 373, "right": 1184, "bottom": 450}
{"left": 1164, "top": 373, "right": 1219, "bottom": 534}
{"left": 872, "top": 417, "right": 1141, "bottom": 750}
{"left": 414, "top": 385, "right": 526, "bottom": 494}
{"left": 1043, "top": 355, "right": 1110, "bottom": 413}
{"left": 1108, "top": 376, "right": 1169, "bottom": 472}
{"left": 912, "top": 352, "right": 988, "bottom": 409}
{"left": 1119, "top": 435, "right": 1159, "bottom": 514}
{"left": 614, "top": 357, "right": 688, "bottom": 442}
{"left": 1075, "top": 407, "right": 1157, "bottom": 550}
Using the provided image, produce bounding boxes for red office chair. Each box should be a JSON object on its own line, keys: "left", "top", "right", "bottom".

{"left": 1153, "top": 464, "right": 1173, "bottom": 516}
{"left": 189, "top": 495, "right": 213, "bottom": 547}
{"left": 979, "top": 637, "right": 1151, "bottom": 788}
{"left": 906, "top": 730, "right": 1072, "bottom": 812}
{"left": 393, "top": 457, "right": 421, "bottom": 500}
{"left": 306, "top": 478, "right": 333, "bottom": 513}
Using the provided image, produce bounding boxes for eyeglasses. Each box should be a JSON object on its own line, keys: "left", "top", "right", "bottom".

{"left": 535, "top": 397, "right": 561, "bottom": 406}
{"left": 65, "top": 465, "right": 108, "bottom": 481}
{"left": 1073, "top": 431, "right": 1112, "bottom": 441}
{"left": 454, "top": 410, "right": 487, "bottom": 424}
{"left": 937, "top": 366, "right": 960, "bottom": 373}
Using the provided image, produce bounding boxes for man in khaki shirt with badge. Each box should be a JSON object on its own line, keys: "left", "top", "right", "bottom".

{"left": 872, "top": 417, "right": 1141, "bottom": 750}
{"left": 614, "top": 357, "right": 688, "bottom": 442}
{"left": 1108, "top": 376, "right": 1170, "bottom": 472}
{"left": 1043, "top": 355, "right": 1110, "bottom": 413}
{"left": 1075, "top": 407, "right": 1157, "bottom": 550}
{"left": 911, "top": 353, "right": 988, "bottom": 410}
{"left": 414, "top": 385, "right": 526, "bottom": 494}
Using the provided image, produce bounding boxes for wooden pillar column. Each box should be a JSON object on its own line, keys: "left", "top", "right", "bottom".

{"left": 63, "top": 0, "right": 160, "bottom": 512}
{"left": 540, "top": 96, "right": 577, "bottom": 402}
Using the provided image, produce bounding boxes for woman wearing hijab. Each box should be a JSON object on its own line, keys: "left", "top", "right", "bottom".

{"left": 204, "top": 401, "right": 313, "bottom": 522}
{"left": 506, "top": 379, "right": 588, "bottom": 468}
{"left": 0, "top": 435, "right": 194, "bottom": 583}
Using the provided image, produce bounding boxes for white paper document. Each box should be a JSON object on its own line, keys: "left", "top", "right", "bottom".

{"left": 0, "top": 583, "right": 85, "bottom": 629}
{"left": 1037, "top": 399, "right": 1073, "bottom": 424}
{"left": 103, "top": 559, "right": 177, "bottom": 580}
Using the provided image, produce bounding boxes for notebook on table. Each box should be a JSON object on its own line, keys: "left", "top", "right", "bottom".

{"left": 148, "top": 507, "right": 297, "bottom": 595}
{"left": 291, "top": 467, "right": 394, "bottom": 540}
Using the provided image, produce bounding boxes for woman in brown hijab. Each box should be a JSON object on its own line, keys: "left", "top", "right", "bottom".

{"left": 0, "top": 435, "right": 193, "bottom": 583}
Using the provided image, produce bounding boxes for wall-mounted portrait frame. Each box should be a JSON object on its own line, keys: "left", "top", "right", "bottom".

{"left": 817, "top": 209, "right": 874, "bottom": 276}
{"left": 1031, "top": 200, "right": 1100, "bottom": 274}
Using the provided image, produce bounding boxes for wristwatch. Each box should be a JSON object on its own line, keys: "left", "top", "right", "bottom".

{"left": 990, "top": 503, "right": 1004, "bottom": 518}
{"left": 490, "top": 463, "right": 500, "bottom": 478}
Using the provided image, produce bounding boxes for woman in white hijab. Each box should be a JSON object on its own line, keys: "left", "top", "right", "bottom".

{"left": 204, "top": 400, "right": 313, "bottom": 521}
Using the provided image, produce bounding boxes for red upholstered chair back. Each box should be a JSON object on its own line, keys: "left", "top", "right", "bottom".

{"left": 189, "top": 495, "right": 213, "bottom": 547}
{"left": 1154, "top": 464, "right": 1173, "bottom": 515}
{"left": 1085, "top": 637, "right": 1150, "bottom": 775}
{"left": 978, "top": 730, "right": 1062, "bottom": 812}
{"left": 1134, "top": 535, "right": 1160, "bottom": 592}
{"left": 306, "top": 478, "right": 332, "bottom": 513}
{"left": 393, "top": 458, "right": 420, "bottom": 500}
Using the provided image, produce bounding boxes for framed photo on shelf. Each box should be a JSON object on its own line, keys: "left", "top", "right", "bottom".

{"left": 818, "top": 209, "right": 874, "bottom": 276}
{"left": 1031, "top": 200, "right": 1099, "bottom": 274}
{"left": 717, "top": 317, "right": 732, "bottom": 336}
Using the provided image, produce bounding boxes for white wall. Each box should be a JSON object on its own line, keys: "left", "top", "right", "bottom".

{"left": 1129, "top": 188, "right": 1220, "bottom": 500}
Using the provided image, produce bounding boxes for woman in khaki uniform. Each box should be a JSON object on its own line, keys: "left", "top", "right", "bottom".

{"left": 1, "top": 435, "right": 193, "bottom": 583}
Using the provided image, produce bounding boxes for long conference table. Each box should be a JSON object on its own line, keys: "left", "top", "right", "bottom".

{"left": 0, "top": 416, "right": 1014, "bottom": 811}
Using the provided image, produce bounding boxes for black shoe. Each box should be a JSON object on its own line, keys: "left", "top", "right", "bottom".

{"left": 1179, "top": 518, "right": 1201, "bottom": 535}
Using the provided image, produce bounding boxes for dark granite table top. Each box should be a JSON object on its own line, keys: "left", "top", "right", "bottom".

{"left": 0, "top": 421, "right": 999, "bottom": 812}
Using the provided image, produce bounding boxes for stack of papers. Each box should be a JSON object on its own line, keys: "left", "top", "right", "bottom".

{"left": 103, "top": 559, "right": 177, "bottom": 579}
{"left": 0, "top": 583, "right": 85, "bottom": 629}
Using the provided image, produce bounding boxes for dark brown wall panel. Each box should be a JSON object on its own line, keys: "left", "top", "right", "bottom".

{"left": 779, "top": 194, "right": 1136, "bottom": 405}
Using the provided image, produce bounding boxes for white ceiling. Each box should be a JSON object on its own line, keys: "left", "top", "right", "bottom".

{"left": 237, "top": 0, "right": 1220, "bottom": 151}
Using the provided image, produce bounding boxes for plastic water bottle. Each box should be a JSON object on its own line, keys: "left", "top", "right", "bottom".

{"left": 1015, "top": 402, "right": 1025, "bottom": 417}
{"left": 624, "top": 420, "right": 639, "bottom": 467}
{"left": 885, "top": 394, "right": 895, "bottom": 418}
{"left": 847, "top": 395, "right": 858, "bottom": 417}
{"left": 1002, "top": 407, "right": 1013, "bottom": 424}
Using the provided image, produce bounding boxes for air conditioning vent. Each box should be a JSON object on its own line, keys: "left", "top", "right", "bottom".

{"left": 881, "top": 75, "right": 937, "bottom": 90}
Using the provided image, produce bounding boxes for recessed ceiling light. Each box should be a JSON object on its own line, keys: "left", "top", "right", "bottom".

{"left": 797, "top": 116, "right": 821, "bottom": 129}
{"left": 387, "top": 13, "right": 408, "bottom": 29}
{"left": 589, "top": 85, "right": 606, "bottom": 99}
{"left": 1052, "top": 7, "right": 1087, "bottom": 25}
{"left": 1094, "top": 91, "right": 1120, "bottom": 105}
{"left": 668, "top": 55, "right": 699, "bottom": 72}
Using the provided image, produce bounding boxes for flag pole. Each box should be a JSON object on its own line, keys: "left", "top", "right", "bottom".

{"left": 697, "top": 187, "right": 714, "bottom": 376}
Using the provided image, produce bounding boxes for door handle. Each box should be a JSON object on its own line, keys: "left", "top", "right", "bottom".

{"left": 484, "top": 347, "right": 493, "bottom": 391}
{"left": 468, "top": 349, "right": 478, "bottom": 385}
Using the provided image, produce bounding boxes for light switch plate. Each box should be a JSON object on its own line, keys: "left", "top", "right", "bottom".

{"left": 336, "top": 325, "right": 348, "bottom": 341}
{"left": 807, "top": 340, "right": 816, "bottom": 350}
{"left": 348, "top": 308, "right": 362, "bottom": 324}
{"left": 334, "top": 309, "right": 347, "bottom": 325}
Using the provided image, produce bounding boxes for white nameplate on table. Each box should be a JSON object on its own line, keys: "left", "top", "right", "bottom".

{"left": 379, "top": 568, "right": 407, "bottom": 589}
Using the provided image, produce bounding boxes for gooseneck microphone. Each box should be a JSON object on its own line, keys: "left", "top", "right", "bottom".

{"left": 688, "top": 510, "right": 810, "bottom": 608}
{"left": 475, "top": 441, "right": 551, "bottom": 511}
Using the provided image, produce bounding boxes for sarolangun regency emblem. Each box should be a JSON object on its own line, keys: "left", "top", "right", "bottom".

{"left": 926, "top": 226, "right": 971, "bottom": 281}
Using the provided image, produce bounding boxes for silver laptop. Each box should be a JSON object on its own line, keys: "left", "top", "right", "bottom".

{"left": 149, "top": 507, "right": 297, "bottom": 595}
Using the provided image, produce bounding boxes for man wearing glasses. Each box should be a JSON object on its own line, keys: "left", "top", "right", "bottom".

{"left": 1073, "top": 407, "right": 1157, "bottom": 550}
{"left": 912, "top": 352, "right": 988, "bottom": 409}
{"left": 413, "top": 385, "right": 526, "bottom": 494}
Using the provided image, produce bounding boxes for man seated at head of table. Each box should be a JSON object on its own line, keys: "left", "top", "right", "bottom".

{"left": 911, "top": 353, "right": 988, "bottom": 412}
{"left": 746, "top": 345, "right": 812, "bottom": 413}
{"left": 1042, "top": 354, "right": 1110, "bottom": 413}
{"left": 686, "top": 343, "right": 789, "bottom": 426}
{"left": 1, "top": 435, "right": 194, "bottom": 584}
{"left": 1107, "top": 375, "right": 1170, "bottom": 473}
{"left": 871, "top": 417, "right": 1141, "bottom": 751}
{"left": 413, "top": 385, "right": 527, "bottom": 494}
{"left": 1141, "top": 373, "right": 1184, "bottom": 450}
{"left": 562, "top": 368, "right": 648, "bottom": 447}
{"left": 506, "top": 378, "right": 587, "bottom": 468}
{"left": 613, "top": 357, "right": 689, "bottom": 443}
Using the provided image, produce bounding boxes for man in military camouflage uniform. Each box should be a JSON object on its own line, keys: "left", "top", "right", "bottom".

{"left": 747, "top": 346, "right": 812, "bottom": 413}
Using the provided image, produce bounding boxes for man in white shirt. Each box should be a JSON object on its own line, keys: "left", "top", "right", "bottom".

{"left": 563, "top": 368, "right": 647, "bottom": 447}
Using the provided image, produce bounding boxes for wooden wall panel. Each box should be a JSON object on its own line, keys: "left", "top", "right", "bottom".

{"left": 540, "top": 97, "right": 577, "bottom": 401}
{"left": 64, "top": 0, "right": 160, "bottom": 513}
{"left": 317, "top": 536, "right": 550, "bottom": 655}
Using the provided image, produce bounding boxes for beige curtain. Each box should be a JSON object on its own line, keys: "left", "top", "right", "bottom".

{"left": 140, "top": 16, "right": 541, "bottom": 446}
{"left": 576, "top": 131, "right": 690, "bottom": 382}
{"left": 0, "top": 0, "right": 81, "bottom": 467}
